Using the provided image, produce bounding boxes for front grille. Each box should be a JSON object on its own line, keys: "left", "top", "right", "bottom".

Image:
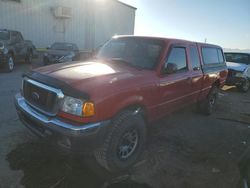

{"left": 0, "top": 53, "right": 6, "bottom": 62}
{"left": 23, "top": 79, "right": 63, "bottom": 116}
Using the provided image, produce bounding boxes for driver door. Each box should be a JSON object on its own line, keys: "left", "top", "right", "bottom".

{"left": 157, "top": 45, "right": 193, "bottom": 118}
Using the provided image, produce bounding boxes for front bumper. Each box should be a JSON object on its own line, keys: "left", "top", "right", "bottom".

{"left": 0, "top": 53, "right": 7, "bottom": 65}
{"left": 15, "top": 93, "right": 111, "bottom": 152}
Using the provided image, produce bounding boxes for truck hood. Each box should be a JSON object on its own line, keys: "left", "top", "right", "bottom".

{"left": 226, "top": 62, "right": 248, "bottom": 72}
{"left": 35, "top": 61, "right": 133, "bottom": 81}
{"left": 32, "top": 61, "right": 142, "bottom": 97}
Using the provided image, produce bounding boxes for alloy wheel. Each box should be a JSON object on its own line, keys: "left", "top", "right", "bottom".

{"left": 117, "top": 128, "right": 139, "bottom": 160}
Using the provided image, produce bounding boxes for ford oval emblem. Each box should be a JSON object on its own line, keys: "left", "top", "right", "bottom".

{"left": 31, "top": 92, "right": 40, "bottom": 101}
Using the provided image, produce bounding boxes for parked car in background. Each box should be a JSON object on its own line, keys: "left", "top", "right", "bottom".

{"left": 43, "top": 42, "right": 80, "bottom": 65}
{"left": 15, "top": 36, "right": 228, "bottom": 172}
{"left": 0, "top": 29, "right": 36, "bottom": 72}
{"left": 225, "top": 52, "right": 250, "bottom": 92}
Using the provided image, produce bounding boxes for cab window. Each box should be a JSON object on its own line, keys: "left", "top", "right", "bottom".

{"left": 164, "top": 47, "right": 187, "bottom": 74}
{"left": 190, "top": 45, "right": 201, "bottom": 69}
{"left": 202, "top": 47, "right": 225, "bottom": 64}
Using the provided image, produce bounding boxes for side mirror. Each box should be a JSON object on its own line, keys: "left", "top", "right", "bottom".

{"left": 46, "top": 45, "right": 51, "bottom": 50}
{"left": 165, "top": 63, "right": 178, "bottom": 74}
{"left": 193, "top": 66, "right": 200, "bottom": 71}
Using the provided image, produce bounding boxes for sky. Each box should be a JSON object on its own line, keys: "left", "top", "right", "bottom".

{"left": 119, "top": 0, "right": 250, "bottom": 50}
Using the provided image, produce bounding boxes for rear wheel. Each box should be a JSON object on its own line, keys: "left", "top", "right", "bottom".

{"left": 94, "top": 111, "right": 146, "bottom": 172}
{"left": 199, "top": 87, "right": 218, "bottom": 115}
{"left": 5, "top": 54, "right": 14, "bottom": 72}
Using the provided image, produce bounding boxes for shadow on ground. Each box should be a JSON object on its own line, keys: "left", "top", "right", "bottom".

{"left": 6, "top": 140, "right": 151, "bottom": 188}
{"left": 5, "top": 86, "right": 250, "bottom": 188}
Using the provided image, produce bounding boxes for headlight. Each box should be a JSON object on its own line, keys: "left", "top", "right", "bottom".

{"left": 235, "top": 72, "right": 244, "bottom": 77}
{"left": 0, "top": 43, "right": 8, "bottom": 54}
{"left": 2, "top": 48, "right": 8, "bottom": 54}
{"left": 61, "top": 96, "right": 84, "bottom": 116}
{"left": 67, "top": 52, "right": 75, "bottom": 58}
{"left": 60, "top": 96, "right": 95, "bottom": 117}
{"left": 62, "top": 52, "right": 75, "bottom": 61}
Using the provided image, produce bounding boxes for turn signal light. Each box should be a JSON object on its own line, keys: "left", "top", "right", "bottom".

{"left": 82, "top": 102, "right": 95, "bottom": 117}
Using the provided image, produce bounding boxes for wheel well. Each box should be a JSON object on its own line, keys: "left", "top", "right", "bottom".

{"left": 117, "top": 105, "right": 148, "bottom": 123}
{"left": 8, "top": 50, "right": 14, "bottom": 57}
{"left": 213, "top": 79, "right": 220, "bottom": 88}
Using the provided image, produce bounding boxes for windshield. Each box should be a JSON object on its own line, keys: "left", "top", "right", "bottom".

{"left": 96, "top": 38, "right": 164, "bottom": 70}
{"left": 51, "top": 43, "right": 74, "bottom": 51}
{"left": 0, "top": 31, "right": 10, "bottom": 40}
{"left": 225, "top": 53, "right": 249, "bottom": 65}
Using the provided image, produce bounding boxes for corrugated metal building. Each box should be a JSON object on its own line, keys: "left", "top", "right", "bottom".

{"left": 0, "top": 0, "right": 136, "bottom": 50}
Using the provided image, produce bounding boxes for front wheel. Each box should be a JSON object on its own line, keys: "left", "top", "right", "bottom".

{"left": 238, "top": 79, "right": 250, "bottom": 92}
{"left": 5, "top": 54, "right": 14, "bottom": 72}
{"left": 25, "top": 50, "right": 33, "bottom": 64}
{"left": 94, "top": 111, "right": 146, "bottom": 172}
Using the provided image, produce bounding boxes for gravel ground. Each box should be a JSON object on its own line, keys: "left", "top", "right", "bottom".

{"left": 0, "top": 59, "right": 249, "bottom": 188}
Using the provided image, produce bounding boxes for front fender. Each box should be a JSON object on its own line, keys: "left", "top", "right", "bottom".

{"left": 114, "top": 95, "right": 145, "bottom": 113}
{"left": 95, "top": 94, "right": 147, "bottom": 122}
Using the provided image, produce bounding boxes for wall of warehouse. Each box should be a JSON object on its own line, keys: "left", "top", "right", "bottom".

{"left": 94, "top": 0, "right": 136, "bottom": 48}
{"left": 0, "top": 0, "right": 89, "bottom": 49}
{"left": 0, "top": 0, "right": 136, "bottom": 50}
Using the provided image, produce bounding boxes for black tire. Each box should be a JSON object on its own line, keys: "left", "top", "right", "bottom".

{"left": 94, "top": 111, "right": 146, "bottom": 172}
{"left": 238, "top": 79, "right": 250, "bottom": 92}
{"left": 25, "top": 50, "right": 33, "bottom": 64}
{"left": 4, "top": 54, "right": 14, "bottom": 72}
{"left": 199, "top": 87, "right": 218, "bottom": 115}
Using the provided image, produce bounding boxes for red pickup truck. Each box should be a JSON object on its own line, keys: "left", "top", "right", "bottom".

{"left": 15, "top": 36, "right": 228, "bottom": 172}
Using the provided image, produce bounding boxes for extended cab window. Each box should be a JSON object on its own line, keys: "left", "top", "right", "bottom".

{"left": 202, "top": 47, "right": 224, "bottom": 65}
{"left": 190, "top": 45, "right": 201, "bottom": 69}
{"left": 11, "top": 32, "right": 17, "bottom": 39}
{"left": 165, "top": 47, "right": 187, "bottom": 73}
{"left": 17, "top": 32, "right": 24, "bottom": 41}
{"left": 11, "top": 32, "right": 21, "bottom": 42}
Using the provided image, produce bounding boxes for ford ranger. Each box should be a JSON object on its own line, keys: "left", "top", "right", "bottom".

{"left": 15, "top": 36, "right": 228, "bottom": 172}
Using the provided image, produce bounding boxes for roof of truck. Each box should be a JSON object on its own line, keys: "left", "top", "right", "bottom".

{"left": 113, "top": 35, "right": 222, "bottom": 48}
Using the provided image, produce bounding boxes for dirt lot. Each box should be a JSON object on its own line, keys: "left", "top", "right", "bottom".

{"left": 0, "top": 61, "right": 249, "bottom": 188}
